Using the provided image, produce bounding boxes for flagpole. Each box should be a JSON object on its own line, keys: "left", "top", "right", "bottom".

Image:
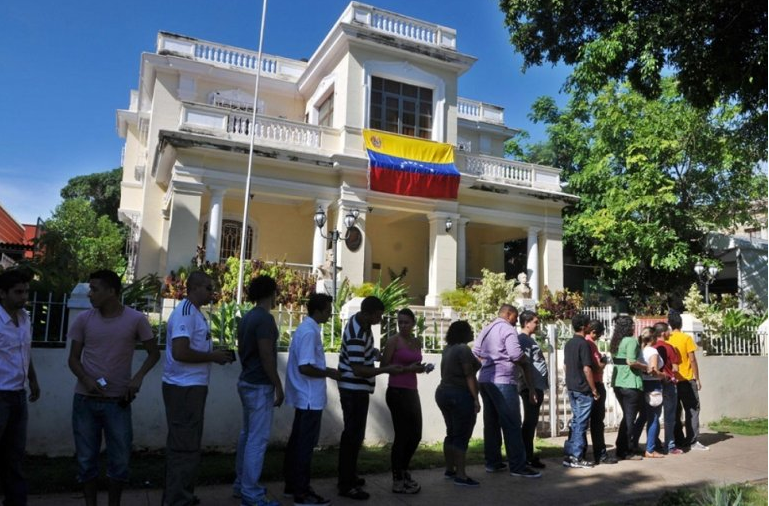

{"left": 236, "top": 0, "right": 268, "bottom": 305}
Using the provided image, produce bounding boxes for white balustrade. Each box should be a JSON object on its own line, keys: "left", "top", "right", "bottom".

{"left": 457, "top": 97, "right": 505, "bottom": 124}
{"left": 157, "top": 33, "right": 306, "bottom": 80}
{"left": 348, "top": 4, "right": 456, "bottom": 49}
{"left": 459, "top": 154, "right": 534, "bottom": 186}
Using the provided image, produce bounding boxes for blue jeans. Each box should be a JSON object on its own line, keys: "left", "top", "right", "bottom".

{"left": 0, "top": 390, "right": 28, "bottom": 505}
{"left": 479, "top": 382, "right": 527, "bottom": 472}
{"left": 72, "top": 394, "right": 132, "bottom": 483}
{"left": 435, "top": 385, "right": 476, "bottom": 452}
{"left": 234, "top": 381, "right": 274, "bottom": 503}
{"left": 564, "top": 390, "right": 593, "bottom": 459}
{"left": 661, "top": 381, "right": 678, "bottom": 451}
{"left": 643, "top": 381, "right": 663, "bottom": 453}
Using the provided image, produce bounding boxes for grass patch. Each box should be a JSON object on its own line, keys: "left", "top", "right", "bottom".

{"left": 28, "top": 438, "right": 562, "bottom": 494}
{"left": 657, "top": 482, "right": 768, "bottom": 506}
{"left": 709, "top": 417, "right": 768, "bottom": 436}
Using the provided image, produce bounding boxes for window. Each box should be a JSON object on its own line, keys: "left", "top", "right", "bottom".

{"left": 202, "top": 219, "right": 253, "bottom": 261}
{"left": 369, "top": 76, "right": 433, "bottom": 139}
{"left": 317, "top": 93, "right": 334, "bottom": 127}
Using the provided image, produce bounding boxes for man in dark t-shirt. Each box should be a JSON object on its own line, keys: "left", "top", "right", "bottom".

{"left": 233, "top": 275, "right": 282, "bottom": 506}
{"left": 562, "top": 313, "right": 599, "bottom": 469}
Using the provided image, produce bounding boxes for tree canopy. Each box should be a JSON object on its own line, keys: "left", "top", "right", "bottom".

{"left": 530, "top": 78, "right": 767, "bottom": 296}
{"left": 60, "top": 168, "right": 123, "bottom": 222}
{"left": 36, "top": 198, "right": 126, "bottom": 291}
{"left": 499, "top": 0, "right": 767, "bottom": 134}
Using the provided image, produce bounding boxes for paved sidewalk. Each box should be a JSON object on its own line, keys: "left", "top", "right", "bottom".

{"left": 28, "top": 431, "right": 767, "bottom": 506}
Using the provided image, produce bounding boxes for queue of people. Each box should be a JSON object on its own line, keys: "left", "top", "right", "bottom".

{"left": 0, "top": 266, "right": 709, "bottom": 506}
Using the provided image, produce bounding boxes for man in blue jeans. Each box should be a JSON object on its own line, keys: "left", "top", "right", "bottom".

{"left": 233, "top": 275, "right": 283, "bottom": 506}
{"left": 562, "top": 313, "right": 599, "bottom": 469}
{"left": 473, "top": 304, "right": 540, "bottom": 479}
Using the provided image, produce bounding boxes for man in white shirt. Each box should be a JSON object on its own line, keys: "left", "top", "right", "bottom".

{"left": 162, "top": 271, "right": 234, "bottom": 506}
{"left": 0, "top": 269, "right": 40, "bottom": 506}
{"left": 282, "top": 293, "right": 338, "bottom": 506}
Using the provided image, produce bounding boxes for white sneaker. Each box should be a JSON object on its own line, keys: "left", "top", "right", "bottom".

{"left": 691, "top": 441, "right": 709, "bottom": 451}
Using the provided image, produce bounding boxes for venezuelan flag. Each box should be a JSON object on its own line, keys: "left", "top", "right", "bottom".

{"left": 364, "top": 130, "right": 460, "bottom": 200}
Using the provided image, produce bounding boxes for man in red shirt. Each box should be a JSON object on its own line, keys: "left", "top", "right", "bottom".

{"left": 651, "top": 322, "right": 683, "bottom": 454}
{"left": 584, "top": 320, "right": 617, "bottom": 464}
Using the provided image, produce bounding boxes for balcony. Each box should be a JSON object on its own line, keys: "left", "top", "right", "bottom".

{"left": 457, "top": 98, "right": 504, "bottom": 125}
{"left": 342, "top": 3, "right": 457, "bottom": 50}
{"left": 157, "top": 32, "right": 307, "bottom": 82}
{"left": 456, "top": 153, "right": 562, "bottom": 192}
{"left": 179, "top": 102, "right": 321, "bottom": 150}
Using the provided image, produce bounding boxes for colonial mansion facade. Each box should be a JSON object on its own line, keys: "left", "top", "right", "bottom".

{"left": 117, "top": 2, "right": 575, "bottom": 305}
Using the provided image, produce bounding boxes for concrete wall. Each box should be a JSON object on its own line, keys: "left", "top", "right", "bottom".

{"left": 26, "top": 348, "right": 765, "bottom": 456}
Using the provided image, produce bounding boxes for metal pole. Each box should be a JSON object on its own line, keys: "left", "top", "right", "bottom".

{"left": 236, "top": 0, "right": 268, "bottom": 305}
{"left": 705, "top": 281, "right": 710, "bottom": 305}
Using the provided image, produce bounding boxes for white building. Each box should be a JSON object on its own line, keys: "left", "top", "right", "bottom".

{"left": 117, "top": 2, "right": 575, "bottom": 304}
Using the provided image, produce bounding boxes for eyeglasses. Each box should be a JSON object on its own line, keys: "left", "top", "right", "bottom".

{"left": 205, "top": 286, "right": 214, "bottom": 291}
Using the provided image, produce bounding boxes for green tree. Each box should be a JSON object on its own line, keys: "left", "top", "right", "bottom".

{"left": 530, "top": 78, "right": 767, "bottom": 296}
{"left": 42, "top": 198, "right": 126, "bottom": 285}
{"left": 499, "top": 0, "right": 767, "bottom": 135}
{"left": 60, "top": 168, "right": 123, "bottom": 222}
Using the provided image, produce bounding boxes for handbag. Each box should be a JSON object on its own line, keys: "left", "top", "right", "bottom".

{"left": 646, "top": 390, "right": 663, "bottom": 407}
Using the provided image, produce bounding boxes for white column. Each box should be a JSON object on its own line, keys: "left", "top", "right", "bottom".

{"left": 425, "top": 213, "right": 458, "bottom": 306}
{"left": 542, "top": 229, "right": 564, "bottom": 292}
{"left": 336, "top": 203, "right": 366, "bottom": 287}
{"left": 527, "top": 227, "right": 541, "bottom": 302}
{"left": 313, "top": 200, "right": 331, "bottom": 273}
{"left": 166, "top": 181, "right": 204, "bottom": 274}
{"left": 457, "top": 217, "right": 469, "bottom": 285}
{"left": 205, "top": 187, "right": 225, "bottom": 263}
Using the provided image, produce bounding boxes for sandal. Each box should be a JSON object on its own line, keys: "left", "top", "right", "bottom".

{"left": 644, "top": 451, "right": 665, "bottom": 458}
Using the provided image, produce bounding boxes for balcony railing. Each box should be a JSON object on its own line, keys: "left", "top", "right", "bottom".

{"left": 157, "top": 32, "right": 307, "bottom": 81}
{"left": 457, "top": 98, "right": 504, "bottom": 125}
{"left": 343, "top": 3, "right": 457, "bottom": 50}
{"left": 456, "top": 153, "right": 562, "bottom": 191}
{"left": 179, "top": 102, "right": 321, "bottom": 150}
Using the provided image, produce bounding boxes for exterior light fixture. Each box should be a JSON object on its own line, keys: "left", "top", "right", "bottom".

{"left": 694, "top": 261, "right": 720, "bottom": 304}
{"left": 314, "top": 206, "right": 359, "bottom": 300}
{"left": 445, "top": 217, "right": 453, "bottom": 232}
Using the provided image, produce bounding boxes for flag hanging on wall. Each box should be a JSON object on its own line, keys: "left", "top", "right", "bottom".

{"left": 364, "top": 129, "right": 460, "bottom": 200}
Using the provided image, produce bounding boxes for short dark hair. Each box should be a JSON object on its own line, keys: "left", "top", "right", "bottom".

{"left": 397, "top": 307, "right": 416, "bottom": 322}
{"left": 186, "top": 271, "right": 211, "bottom": 290}
{"left": 667, "top": 310, "right": 683, "bottom": 330}
{"left": 653, "top": 322, "right": 669, "bottom": 338}
{"left": 586, "top": 319, "right": 605, "bottom": 336}
{"left": 247, "top": 275, "right": 277, "bottom": 302}
{"left": 89, "top": 269, "right": 122, "bottom": 295}
{"left": 0, "top": 269, "right": 32, "bottom": 291}
{"left": 307, "top": 293, "right": 332, "bottom": 315}
{"left": 572, "top": 312, "right": 590, "bottom": 332}
{"left": 445, "top": 320, "right": 473, "bottom": 345}
{"left": 519, "top": 310, "right": 538, "bottom": 327}
{"left": 360, "top": 296, "right": 385, "bottom": 314}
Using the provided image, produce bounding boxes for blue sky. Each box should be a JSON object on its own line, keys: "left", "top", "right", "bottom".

{"left": 0, "top": 0, "right": 570, "bottom": 225}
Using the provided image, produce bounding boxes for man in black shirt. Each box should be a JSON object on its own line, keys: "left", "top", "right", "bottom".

{"left": 562, "top": 313, "right": 599, "bottom": 468}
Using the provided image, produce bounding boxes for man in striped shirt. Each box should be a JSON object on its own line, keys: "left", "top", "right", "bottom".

{"left": 337, "top": 296, "right": 403, "bottom": 500}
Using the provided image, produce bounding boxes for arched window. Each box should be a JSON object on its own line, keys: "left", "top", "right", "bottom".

{"left": 202, "top": 219, "right": 253, "bottom": 262}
